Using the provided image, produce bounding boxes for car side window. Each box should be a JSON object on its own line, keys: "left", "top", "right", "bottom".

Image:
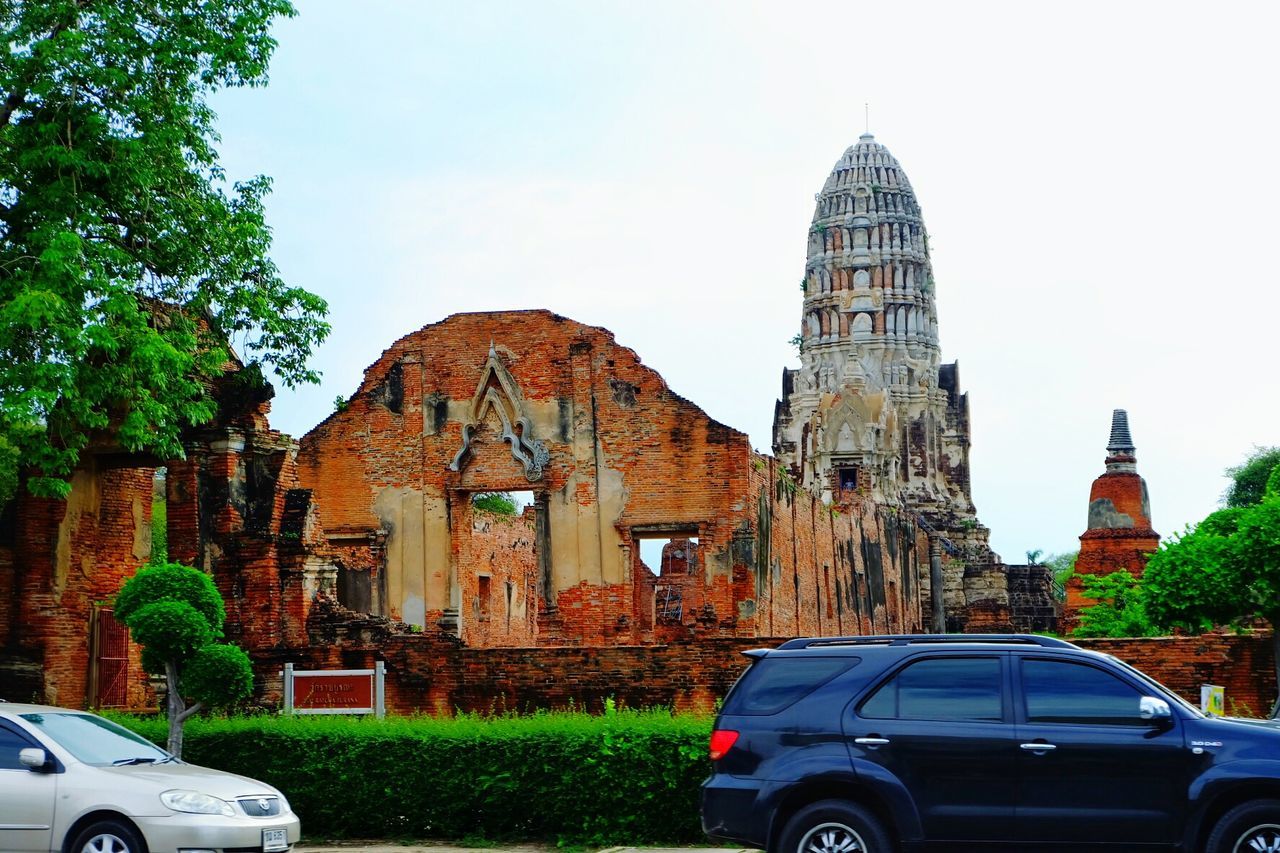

{"left": 1021, "top": 658, "right": 1147, "bottom": 726}
{"left": 0, "top": 723, "right": 35, "bottom": 771}
{"left": 859, "top": 656, "right": 1003, "bottom": 721}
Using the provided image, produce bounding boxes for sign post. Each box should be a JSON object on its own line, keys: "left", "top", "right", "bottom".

{"left": 282, "top": 662, "right": 386, "bottom": 718}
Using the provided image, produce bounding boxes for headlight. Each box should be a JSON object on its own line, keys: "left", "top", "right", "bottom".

{"left": 276, "top": 792, "right": 291, "bottom": 814}
{"left": 159, "top": 789, "right": 235, "bottom": 817}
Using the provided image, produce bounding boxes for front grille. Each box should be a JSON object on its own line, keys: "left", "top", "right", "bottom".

{"left": 237, "top": 796, "right": 282, "bottom": 817}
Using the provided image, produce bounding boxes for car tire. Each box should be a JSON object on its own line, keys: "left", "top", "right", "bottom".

{"left": 778, "top": 798, "right": 893, "bottom": 853}
{"left": 1207, "top": 798, "right": 1280, "bottom": 853}
{"left": 68, "top": 818, "right": 147, "bottom": 853}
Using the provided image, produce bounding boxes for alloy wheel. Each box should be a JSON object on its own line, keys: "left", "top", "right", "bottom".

{"left": 798, "top": 821, "right": 867, "bottom": 853}
{"left": 1235, "top": 824, "right": 1280, "bottom": 853}
{"left": 80, "top": 834, "right": 133, "bottom": 853}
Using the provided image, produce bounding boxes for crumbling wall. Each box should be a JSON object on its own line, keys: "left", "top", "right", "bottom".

{"left": 290, "top": 604, "right": 1277, "bottom": 716}
{"left": 749, "top": 454, "right": 927, "bottom": 638}
{"left": 296, "top": 311, "right": 757, "bottom": 645}
{"left": 2, "top": 464, "right": 155, "bottom": 708}
{"left": 1006, "top": 564, "right": 1061, "bottom": 633}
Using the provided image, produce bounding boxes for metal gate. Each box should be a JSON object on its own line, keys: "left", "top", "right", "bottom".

{"left": 89, "top": 607, "right": 129, "bottom": 709}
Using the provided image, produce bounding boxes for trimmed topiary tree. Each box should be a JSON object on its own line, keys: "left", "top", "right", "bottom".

{"left": 114, "top": 562, "right": 253, "bottom": 757}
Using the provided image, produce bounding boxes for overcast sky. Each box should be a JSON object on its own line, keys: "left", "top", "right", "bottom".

{"left": 210, "top": 0, "right": 1280, "bottom": 562}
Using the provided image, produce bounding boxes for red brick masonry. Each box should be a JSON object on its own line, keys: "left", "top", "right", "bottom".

{"left": 290, "top": 606, "right": 1277, "bottom": 717}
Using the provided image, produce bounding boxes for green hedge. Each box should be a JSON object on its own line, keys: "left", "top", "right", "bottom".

{"left": 113, "top": 710, "right": 713, "bottom": 844}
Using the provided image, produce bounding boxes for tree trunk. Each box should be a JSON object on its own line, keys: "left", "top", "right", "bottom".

{"left": 165, "top": 660, "right": 185, "bottom": 758}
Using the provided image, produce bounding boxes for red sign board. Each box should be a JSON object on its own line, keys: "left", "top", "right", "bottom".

{"left": 293, "top": 673, "right": 373, "bottom": 711}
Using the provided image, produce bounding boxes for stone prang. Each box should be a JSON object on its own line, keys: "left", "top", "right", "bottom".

{"left": 772, "top": 134, "right": 982, "bottom": 542}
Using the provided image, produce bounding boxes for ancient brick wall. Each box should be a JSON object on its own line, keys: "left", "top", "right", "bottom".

{"left": 295, "top": 311, "right": 925, "bottom": 647}
{"left": 749, "top": 455, "right": 928, "bottom": 639}
{"left": 1006, "top": 564, "right": 1061, "bottom": 633}
{"left": 1076, "top": 635, "right": 1277, "bottom": 718}
{"left": 3, "top": 464, "right": 156, "bottom": 708}
{"left": 290, "top": 607, "right": 1277, "bottom": 716}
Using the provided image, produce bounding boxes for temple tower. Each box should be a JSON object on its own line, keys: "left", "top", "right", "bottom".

{"left": 1066, "top": 409, "right": 1160, "bottom": 621}
{"left": 772, "top": 134, "right": 981, "bottom": 538}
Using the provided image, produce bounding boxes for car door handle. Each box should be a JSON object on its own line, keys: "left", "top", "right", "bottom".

{"left": 854, "top": 737, "right": 890, "bottom": 746}
{"left": 1020, "top": 742, "right": 1057, "bottom": 751}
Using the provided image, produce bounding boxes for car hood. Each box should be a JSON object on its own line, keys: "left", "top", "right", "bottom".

{"left": 93, "top": 761, "right": 282, "bottom": 800}
{"left": 1218, "top": 715, "right": 1280, "bottom": 730}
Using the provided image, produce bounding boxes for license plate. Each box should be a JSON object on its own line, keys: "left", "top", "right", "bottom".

{"left": 263, "top": 828, "right": 289, "bottom": 852}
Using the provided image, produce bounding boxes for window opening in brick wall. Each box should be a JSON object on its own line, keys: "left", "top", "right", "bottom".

{"left": 456, "top": 489, "right": 541, "bottom": 642}
{"left": 478, "top": 575, "right": 491, "bottom": 620}
{"left": 151, "top": 467, "right": 167, "bottom": 565}
{"left": 637, "top": 536, "right": 700, "bottom": 577}
{"left": 837, "top": 465, "right": 860, "bottom": 493}
{"left": 471, "top": 490, "right": 535, "bottom": 517}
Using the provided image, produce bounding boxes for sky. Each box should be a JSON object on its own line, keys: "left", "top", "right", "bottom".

{"left": 209, "top": 0, "right": 1280, "bottom": 562}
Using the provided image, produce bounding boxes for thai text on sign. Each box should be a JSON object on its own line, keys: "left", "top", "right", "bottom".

{"left": 283, "top": 662, "right": 385, "bottom": 717}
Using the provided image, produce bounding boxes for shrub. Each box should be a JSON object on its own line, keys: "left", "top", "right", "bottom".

{"left": 1072, "top": 570, "right": 1155, "bottom": 638}
{"left": 110, "top": 710, "right": 712, "bottom": 844}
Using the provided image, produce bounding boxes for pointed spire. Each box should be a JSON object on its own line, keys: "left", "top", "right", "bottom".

{"left": 1107, "top": 409, "right": 1135, "bottom": 455}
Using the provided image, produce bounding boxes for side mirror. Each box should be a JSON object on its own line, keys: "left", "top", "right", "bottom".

{"left": 1140, "top": 696, "right": 1173, "bottom": 724}
{"left": 18, "top": 747, "right": 49, "bottom": 771}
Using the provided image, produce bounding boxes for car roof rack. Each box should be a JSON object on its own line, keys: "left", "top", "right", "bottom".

{"left": 776, "top": 633, "right": 1078, "bottom": 650}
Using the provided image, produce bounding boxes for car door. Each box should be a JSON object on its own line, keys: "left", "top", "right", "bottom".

{"left": 846, "top": 653, "right": 1018, "bottom": 843}
{"left": 1013, "top": 655, "right": 1192, "bottom": 846}
{"left": 0, "top": 721, "right": 57, "bottom": 853}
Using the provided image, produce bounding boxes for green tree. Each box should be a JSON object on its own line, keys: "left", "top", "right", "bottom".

{"left": 1072, "top": 570, "right": 1155, "bottom": 638}
{"left": 473, "top": 492, "right": 518, "bottom": 516}
{"left": 1045, "top": 550, "right": 1078, "bottom": 585}
{"left": 149, "top": 491, "right": 167, "bottom": 565}
{"left": 1224, "top": 446, "right": 1280, "bottom": 508}
{"left": 114, "top": 562, "right": 252, "bottom": 757}
{"left": 1144, "top": 496, "right": 1280, "bottom": 710}
{"left": 1, "top": 0, "right": 328, "bottom": 500}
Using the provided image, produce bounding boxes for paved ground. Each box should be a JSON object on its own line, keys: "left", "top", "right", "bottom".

{"left": 295, "top": 840, "right": 747, "bottom": 845}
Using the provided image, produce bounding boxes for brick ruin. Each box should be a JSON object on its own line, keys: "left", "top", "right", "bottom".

{"left": 1, "top": 310, "right": 938, "bottom": 707}
{"left": 294, "top": 310, "right": 931, "bottom": 647}
{"left": 1064, "top": 409, "right": 1160, "bottom": 627}
{"left": 0, "top": 133, "right": 1079, "bottom": 710}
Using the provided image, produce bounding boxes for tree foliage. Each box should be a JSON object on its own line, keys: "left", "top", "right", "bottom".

{"left": 115, "top": 560, "right": 224, "bottom": 628}
{"left": 114, "top": 561, "right": 252, "bottom": 756}
{"left": 1144, "top": 486, "right": 1280, "bottom": 710}
{"left": 473, "top": 491, "right": 518, "bottom": 516}
{"left": 1045, "top": 550, "right": 1077, "bottom": 583}
{"left": 1072, "top": 570, "right": 1155, "bottom": 638}
{"left": 0, "top": 0, "right": 328, "bottom": 498}
{"left": 1224, "top": 446, "right": 1280, "bottom": 508}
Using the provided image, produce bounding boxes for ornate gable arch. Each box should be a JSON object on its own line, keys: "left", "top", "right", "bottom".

{"left": 449, "top": 343, "right": 549, "bottom": 481}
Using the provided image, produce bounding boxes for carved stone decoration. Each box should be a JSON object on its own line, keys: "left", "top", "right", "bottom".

{"left": 449, "top": 343, "right": 549, "bottom": 481}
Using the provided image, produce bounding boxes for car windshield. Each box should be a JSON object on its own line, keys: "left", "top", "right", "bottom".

{"left": 20, "top": 712, "right": 173, "bottom": 766}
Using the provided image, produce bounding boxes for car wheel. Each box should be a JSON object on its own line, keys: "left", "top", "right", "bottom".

{"left": 778, "top": 799, "right": 893, "bottom": 853}
{"left": 68, "top": 818, "right": 146, "bottom": 853}
{"left": 1207, "top": 799, "right": 1280, "bottom": 853}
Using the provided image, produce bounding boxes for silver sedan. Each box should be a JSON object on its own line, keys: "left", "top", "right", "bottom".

{"left": 0, "top": 703, "right": 300, "bottom": 853}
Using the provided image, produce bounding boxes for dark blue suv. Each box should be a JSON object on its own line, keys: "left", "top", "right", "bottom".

{"left": 701, "top": 634, "right": 1280, "bottom": 853}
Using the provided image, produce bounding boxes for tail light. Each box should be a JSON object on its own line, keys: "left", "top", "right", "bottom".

{"left": 708, "top": 729, "right": 740, "bottom": 760}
